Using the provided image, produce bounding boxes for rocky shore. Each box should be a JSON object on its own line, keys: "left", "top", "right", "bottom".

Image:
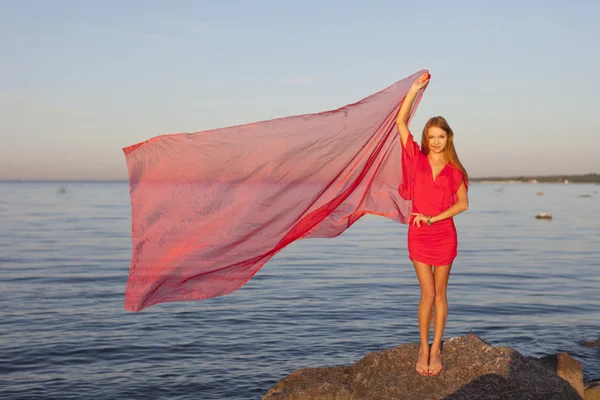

{"left": 263, "top": 334, "right": 599, "bottom": 400}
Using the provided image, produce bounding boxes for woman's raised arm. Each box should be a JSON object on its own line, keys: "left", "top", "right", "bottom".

{"left": 396, "top": 72, "right": 430, "bottom": 148}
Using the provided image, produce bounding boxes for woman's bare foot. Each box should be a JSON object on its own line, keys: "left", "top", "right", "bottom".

{"left": 416, "top": 346, "right": 429, "bottom": 376}
{"left": 429, "top": 348, "right": 443, "bottom": 376}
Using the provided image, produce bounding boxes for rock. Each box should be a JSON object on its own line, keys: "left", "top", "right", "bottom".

{"left": 263, "top": 334, "right": 582, "bottom": 400}
{"left": 537, "top": 353, "right": 584, "bottom": 398}
{"left": 580, "top": 337, "right": 600, "bottom": 347}
{"left": 585, "top": 379, "right": 600, "bottom": 400}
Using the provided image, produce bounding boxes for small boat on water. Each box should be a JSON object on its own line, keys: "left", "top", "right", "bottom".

{"left": 536, "top": 191, "right": 544, "bottom": 196}
{"left": 535, "top": 212, "right": 553, "bottom": 219}
{"left": 578, "top": 193, "right": 591, "bottom": 198}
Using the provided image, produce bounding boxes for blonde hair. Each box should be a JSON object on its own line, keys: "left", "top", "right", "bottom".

{"left": 421, "top": 116, "right": 468, "bottom": 184}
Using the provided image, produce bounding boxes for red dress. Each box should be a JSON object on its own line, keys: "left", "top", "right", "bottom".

{"left": 400, "top": 132, "right": 466, "bottom": 266}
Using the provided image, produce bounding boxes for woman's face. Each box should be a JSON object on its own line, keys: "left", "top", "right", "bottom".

{"left": 427, "top": 126, "right": 448, "bottom": 154}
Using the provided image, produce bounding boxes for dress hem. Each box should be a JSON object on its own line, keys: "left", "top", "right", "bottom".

{"left": 408, "top": 254, "right": 456, "bottom": 267}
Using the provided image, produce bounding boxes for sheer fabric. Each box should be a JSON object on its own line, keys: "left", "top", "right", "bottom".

{"left": 122, "top": 70, "right": 427, "bottom": 311}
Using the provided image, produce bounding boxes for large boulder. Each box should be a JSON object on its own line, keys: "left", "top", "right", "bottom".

{"left": 263, "top": 334, "right": 582, "bottom": 400}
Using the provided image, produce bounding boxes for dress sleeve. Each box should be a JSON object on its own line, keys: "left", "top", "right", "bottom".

{"left": 399, "top": 132, "right": 421, "bottom": 200}
{"left": 402, "top": 132, "right": 420, "bottom": 164}
{"left": 450, "top": 167, "right": 467, "bottom": 204}
{"left": 452, "top": 168, "right": 467, "bottom": 193}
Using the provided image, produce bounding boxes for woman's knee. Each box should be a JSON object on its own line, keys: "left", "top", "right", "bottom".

{"left": 420, "top": 291, "right": 435, "bottom": 305}
{"left": 434, "top": 291, "right": 447, "bottom": 303}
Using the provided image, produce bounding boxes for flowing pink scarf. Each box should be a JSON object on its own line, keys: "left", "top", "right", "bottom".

{"left": 123, "top": 70, "right": 426, "bottom": 311}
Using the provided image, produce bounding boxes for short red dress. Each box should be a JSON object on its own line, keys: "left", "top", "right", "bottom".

{"left": 399, "top": 132, "right": 466, "bottom": 266}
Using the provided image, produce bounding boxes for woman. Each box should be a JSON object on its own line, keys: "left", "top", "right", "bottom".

{"left": 395, "top": 72, "right": 469, "bottom": 376}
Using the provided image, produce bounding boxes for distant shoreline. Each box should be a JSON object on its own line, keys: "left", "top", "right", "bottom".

{"left": 470, "top": 173, "right": 599, "bottom": 184}
{"left": 1, "top": 173, "right": 599, "bottom": 184}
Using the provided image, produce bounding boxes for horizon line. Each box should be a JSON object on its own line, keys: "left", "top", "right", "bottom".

{"left": 0, "top": 172, "right": 598, "bottom": 183}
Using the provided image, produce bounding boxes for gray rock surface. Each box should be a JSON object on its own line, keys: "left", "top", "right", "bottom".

{"left": 263, "top": 334, "right": 582, "bottom": 400}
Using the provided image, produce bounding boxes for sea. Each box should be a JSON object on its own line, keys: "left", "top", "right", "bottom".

{"left": 1, "top": 181, "right": 599, "bottom": 399}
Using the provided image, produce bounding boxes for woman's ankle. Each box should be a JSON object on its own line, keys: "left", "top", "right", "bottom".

{"left": 430, "top": 343, "right": 442, "bottom": 353}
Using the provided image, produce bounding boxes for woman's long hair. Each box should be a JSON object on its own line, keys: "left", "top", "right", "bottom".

{"left": 421, "top": 116, "right": 468, "bottom": 184}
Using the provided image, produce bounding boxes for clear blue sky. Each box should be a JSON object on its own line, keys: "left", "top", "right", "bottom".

{"left": 1, "top": 0, "right": 598, "bottom": 180}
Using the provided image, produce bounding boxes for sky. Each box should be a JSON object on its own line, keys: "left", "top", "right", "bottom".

{"left": 0, "top": 0, "right": 599, "bottom": 180}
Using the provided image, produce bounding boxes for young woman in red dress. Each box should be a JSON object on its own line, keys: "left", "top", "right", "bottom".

{"left": 396, "top": 72, "right": 469, "bottom": 376}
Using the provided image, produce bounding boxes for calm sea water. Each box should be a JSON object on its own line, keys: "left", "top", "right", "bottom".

{"left": 0, "top": 181, "right": 599, "bottom": 399}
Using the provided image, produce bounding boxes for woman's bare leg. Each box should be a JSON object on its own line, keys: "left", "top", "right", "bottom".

{"left": 412, "top": 260, "right": 435, "bottom": 375}
{"left": 429, "top": 263, "right": 452, "bottom": 375}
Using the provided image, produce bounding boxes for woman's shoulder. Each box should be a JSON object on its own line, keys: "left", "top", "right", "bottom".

{"left": 402, "top": 131, "right": 425, "bottom": 161}
{"left": 447, "top": 163, "right": 468, "bottom": 191}
{"left": 446, "top": 162, "right": 464, "bottom": 182}
{"left": 448, "top": 162, "right": 462, "bottom": 175}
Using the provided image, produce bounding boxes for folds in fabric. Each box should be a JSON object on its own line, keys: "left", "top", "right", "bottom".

{"left": 122, "top": 70, "right": 427, "bottom": 311}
